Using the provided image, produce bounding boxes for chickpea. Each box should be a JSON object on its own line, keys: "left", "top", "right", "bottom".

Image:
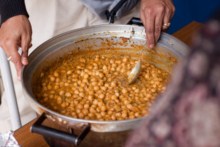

{"left": 101, "top": 86, "right": 107, "bottom": 91}
{"left": 57, "top": 98, "right": 62, "bottom": 104}
{"left": 64, "top": 83, "right": 69, "bottom": 87}
{"left": 93, "top": 86, "right": 99, "bottom": 91}
{"left": 111, "top": 95, "right": 117, "bottom": 100}
{"left": 77, "top": 104, "right": 84, "bottom": 111}
{"left": 109, "top": 59, "right": 114, "bottom": 64}
{"left": 89, "top": 107, "right": 96, "bottom": 113}
{"left": 67, "top": 70, "right": 72, "bottom": 75}
{"left": 61, "top": 110, "right": 67, "bottom": 114}
{"left": 74, "top": 90, "right": 79, "bottom": 95}
{"left": 121, "top": 88, "right": 127, "bottom": 94}
{"left": 150, "top": 89, "right": 156, "bottom": 93}
{"left": 111, "top": 81, "right": 116, "bottom": 87}
{"left": 121, "top": 111, "right": 127, "bottom": 118}
{"left": 115, "top": 92, "right": 120, "bottom": 97}
{"left": 36, "top": 49, "right": 171, "bottom": 121}
{"left": 49, "top": 94, "right": 54, "bottom": 99}
{"left": 78, "top": 87, "right": 84, "bottom": 92}
{"left": 47, "top": 84, "right": 52, "bottom": 90}
{"left": 87, "top": 113, "right": 93, "bottom": 118}
{"left": 114, "top": 106, "right": 121, "bottom": 112}
{"left": 123, "top": 56, "right": 129, "bottom": 61}
{"left": 76, "top": 109, "right": 81, "bottom": 114}
{"left": 79, "top": 92, "right": 85, "bottom": 97}
{"left": 82, "top": 109, "right": 89, "bottom": 115}
{"left": 100, "top": 111, "right": 106, "bottom": 117}
{"left": 104, "top": 83, "right": 110, "bottom": 88}
{"left": 93, "top": 99, "right": 98, "bottom": 105}
{"left": 103, "top": 65, "right": 107, "bottom": 71}
{"left": 65, "top": 92, "right": 71, "bottom": 97}
{"left": 80, "top": 57, "right": 86, "bottom": 63}
{"left": 54, "top": 85, "right": 59, "bottom": 90}
{"left": 99, "top": 73, "right": 104, "bottom": 78}
{"left": 96, "top": 114, "right": 102, "bottom": 119}
{"left": 78, "top": 113, "right": 85, "bottom": 118}
{"left": 134, "top": 89, "right": 140, "bottom": 93}
{"left": 98, "top": 94, "right": 105, "bottom": 99}
{"left": 127, "top": 104, "right": 133, "bottom": 110}
{"left": 53, "top": 72, "right": 59, "bottom": 77}
{"left": 49, "top": 76, "right": 55, "bottom": 82}
{"left": 59, "top": 90, "right": 65, "bottom": 96}
{"left": 107, "top": 110, "right": 113, "bottom": 115}
{"left": 111, "top": 67, "right": 115, "bottom": 72}
{"left": 91, "top": 81, "right": 97, "bottom": 86}
{"left": 111, "top": 115, "right": 116, "bottom": 120}
{"left": 83, "top": 73, "right": 89, "bottom": 79}
{"left": 61, "top": 103, "right": 66, "bottom": 108}
{"left": 129, "top": 115, "right": 135, "bottom": 119}
{"left": 71, "top": 112, "right": 77, "bottom": 117}
{"left": 83, "top": 104, "right": 90, "bottom": 109}
{"left": 100, "top": 105, "right": 106, "bottom": 112}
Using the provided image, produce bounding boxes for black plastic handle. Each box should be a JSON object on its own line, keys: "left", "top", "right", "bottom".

{"left": 127, "top": 17, "right": 144, "bottom": 26}
{"left": 105, "top": 0, "right": 127, "bottom": 23}
{"left": 31, "top": 113, "right": 90, "bottom": 146}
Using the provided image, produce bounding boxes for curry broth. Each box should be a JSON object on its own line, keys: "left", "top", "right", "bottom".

{"left": 33, "top": 48, "right": 175, "bottom": 121}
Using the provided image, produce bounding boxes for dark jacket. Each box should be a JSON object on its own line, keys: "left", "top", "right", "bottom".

{"left": 0, "top": 0, "right": 28, "bottom": 25}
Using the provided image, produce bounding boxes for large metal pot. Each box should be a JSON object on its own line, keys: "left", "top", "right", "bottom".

{"left": 22, "top": 24, "right": 189, "bottom": 145}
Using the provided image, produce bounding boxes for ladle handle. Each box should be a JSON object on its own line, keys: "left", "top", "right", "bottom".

{"left": 31, "top": 113, "right": 90, "bottom": 146}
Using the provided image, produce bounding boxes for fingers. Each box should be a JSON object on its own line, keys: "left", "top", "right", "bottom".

{"left": 21, "top": 34, "right": 31, "bottom": 65}
{"left": 2, "top": 37, "right": 31, "bottom": 80}
{"left": 142, "top": 5, "right": 165, "bottom": 48}
{"left": 1, "top": 40, "right": 23, "bottom": 79}
{"left": 11, "top": 50, "right": 23, "bottom": 80}
{"left": 140, "top": 0, "right": 175, "bottom": 48}
{"left": 0, "top": 15, "right": 32, "bottom": 79}
{"left": 140, "top": 11, "right": 146, "bottom": 27}
{"left": 162, "top": 8, "right": 172, "bottom": 30}
{"left": 154, "top": 7, "right": 164, "bottom": 42}
{"left": 140, "top": 2, "right": 164, "bottom": 48}
{"left": 21, "top": 19, "right": 32, "bottom": 66}
{"left": 145, "top": 11, "right": 155, "bottom": 49}
{"left": 162, "top": 1, "right": 175, "bottom": 30}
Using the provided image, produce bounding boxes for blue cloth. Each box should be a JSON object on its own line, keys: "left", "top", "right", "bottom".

{"left": 168, "top": 0, "right": 220, "bottom": 34}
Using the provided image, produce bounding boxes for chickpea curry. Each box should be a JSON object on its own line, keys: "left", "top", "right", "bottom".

{"left": 34, "top": 49, "right": 171, "bottom": 121}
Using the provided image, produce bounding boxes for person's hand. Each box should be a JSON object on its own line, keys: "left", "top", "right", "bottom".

{"left": 0, "top": 15, "right": 32, "bottom": 80}
{"left": 140, "top": 0, "right": 175, "bottom": 48}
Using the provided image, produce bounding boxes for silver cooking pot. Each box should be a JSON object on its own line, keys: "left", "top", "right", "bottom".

{"left": 22, "top": 24, "right": 189, "bottom": 145}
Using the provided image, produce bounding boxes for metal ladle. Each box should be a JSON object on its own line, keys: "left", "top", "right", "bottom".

{"left": 127, "top": 46, "right": 147, "bottom": 84}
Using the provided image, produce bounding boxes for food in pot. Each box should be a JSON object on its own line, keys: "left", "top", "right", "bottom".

{"left": 34, "top": 49, "right": 170, "bottom": 121}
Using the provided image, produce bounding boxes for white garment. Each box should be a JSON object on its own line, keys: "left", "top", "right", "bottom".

{"left": 80, "top": 0, "right": 139, "bottom": 19}
{"left": 0, "top": 0, "right": 140, "bottom": 132}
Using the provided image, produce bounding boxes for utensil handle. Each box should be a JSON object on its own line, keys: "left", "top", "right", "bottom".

{"left": 31, "top": 113, "right": 90, "bottom": 146}
{"left": 127, "top": 17, "right": 144, "bottom": 26}
{"left": 105, "top": 0, "right": 127, "bottom": 23}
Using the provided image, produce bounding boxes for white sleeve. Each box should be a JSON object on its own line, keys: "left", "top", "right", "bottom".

{"left": 80, "top": 0, "right": 139, "bottom": 20}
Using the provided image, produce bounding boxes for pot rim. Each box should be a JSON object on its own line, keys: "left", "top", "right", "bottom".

{"left": 21, "top": 24, "right": 189, "bottom": 127}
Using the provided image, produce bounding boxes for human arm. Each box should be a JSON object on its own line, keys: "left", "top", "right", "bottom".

{"left": 0, "top": 0, "right": 32, "bottom": 79}
{"left": 140, "top": 0, "right": 175, "bottom": 48}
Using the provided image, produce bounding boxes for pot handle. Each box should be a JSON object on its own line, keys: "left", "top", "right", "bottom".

{"left": 127, "top": 17, "right": 144, "bottom": 26}
{"left": 31, "top": 113, "right": 90, "bottom": 146}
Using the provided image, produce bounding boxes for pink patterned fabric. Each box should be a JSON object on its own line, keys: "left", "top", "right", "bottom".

{"left": 126, "top": 13, "right": 220, "bottom": 147}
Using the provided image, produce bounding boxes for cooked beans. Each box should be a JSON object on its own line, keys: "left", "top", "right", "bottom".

{"left": 34, "top": 50, "right": 170, "bottom": 121}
